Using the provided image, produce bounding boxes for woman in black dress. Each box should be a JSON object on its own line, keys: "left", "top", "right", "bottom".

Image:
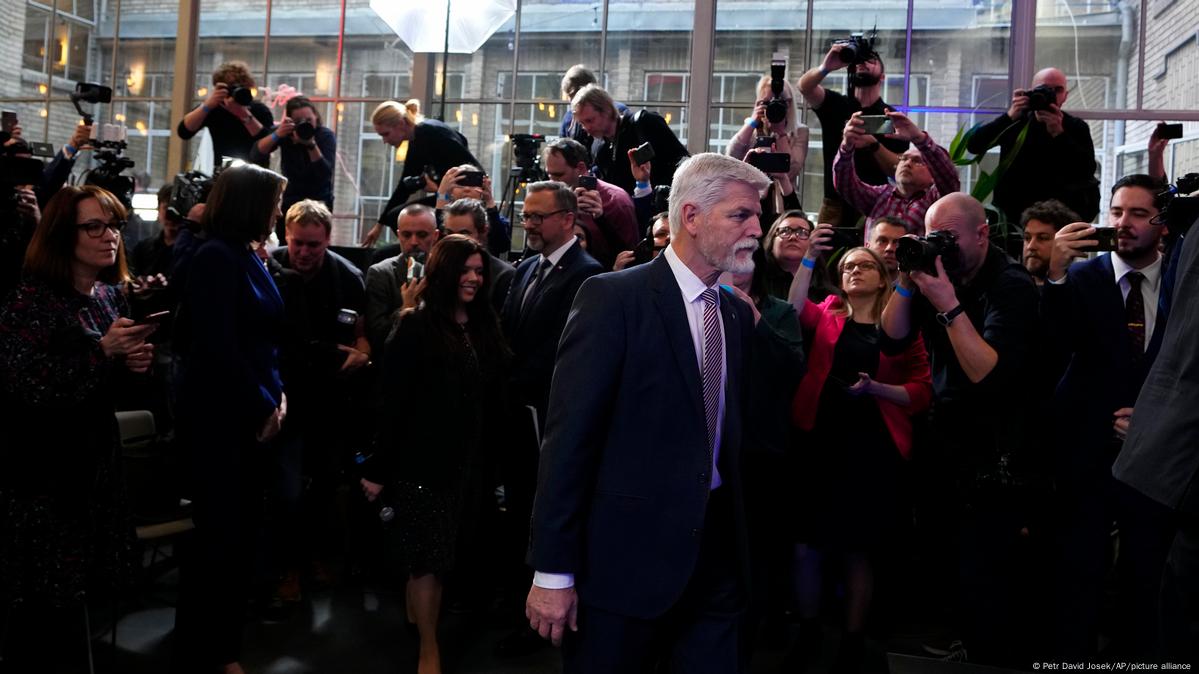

{"left": 359, "top": 234, "right": 509, "bottom": 674}
{"left": 0, "top": 185, "right": 155, "bottom": 672}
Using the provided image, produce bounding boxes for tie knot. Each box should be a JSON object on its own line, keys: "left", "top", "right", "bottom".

{"left": 701, "top": 288, "right": 718, "bottom": 307}
{"left": 1127, "top": 271, "right": 1144, "bottom": 288}
{"left": 540, "top": 258, "right": 553, "bottom": 272}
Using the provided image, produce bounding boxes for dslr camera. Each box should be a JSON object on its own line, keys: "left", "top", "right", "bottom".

{"left": 227, "top": 84, "right": 254, "bottom": 107}
{"left": 896, "top": 230, "right": 959, "bottom": 274}
{"left": 832, "top": 30, "right": 878, "bottom": 67}
{"left": 765, "top": 54, "right": 789, "bottom": 125}
{"left": 1154, "top": 173, "right": 1199, "bottom": 235}
{"left": 1024, "top": 84, "right": 1058, "bottom": 112}
{"left": 400, "top": 165, "right": 439, "bottom": 192}
{"left": 294, "top": 120, "right": 317, "bottom": 141}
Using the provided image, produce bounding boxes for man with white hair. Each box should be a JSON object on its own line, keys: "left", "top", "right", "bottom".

{"left": 525, "top": 153, "right": 771, "bottom": 672}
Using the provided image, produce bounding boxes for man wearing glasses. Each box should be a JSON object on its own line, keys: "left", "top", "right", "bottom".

{"left": 966, "top": 67, "right": 1099, "bottom": 225}
{"left": 495, "top": 181, "right": 603, "bottom": 658}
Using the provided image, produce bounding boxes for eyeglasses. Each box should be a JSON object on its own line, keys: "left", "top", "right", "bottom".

{"left": 77, "top": 219, "right": 127, "bottom": 238}
{"left": 775, "top": 226, "right": 810, "bottom": 240}
{"left": 520, "top": 209, "right": 567, "bottom": 225}
{"left": 842, "top": 261, "right": 880, "bottom": 273}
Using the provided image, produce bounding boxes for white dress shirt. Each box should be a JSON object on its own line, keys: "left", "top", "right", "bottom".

{"left": 532, "top": 246, "right": 729, "bottom": 591}
{"left": 1110, "top": 252, "right": 1162, "bottom": 351}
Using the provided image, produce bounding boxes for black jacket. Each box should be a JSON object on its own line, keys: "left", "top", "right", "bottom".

{"left": 378, "top": 119, "right": 480, "bottom": 227}
{"left": 593, "top": 110, "right": 689, "bottom": 195}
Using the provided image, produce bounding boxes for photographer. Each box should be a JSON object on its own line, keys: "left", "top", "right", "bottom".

{"left": 965, "top": 68, "right": 1098, "bottom": 225}
{"left": 434, "top": 164, "right": 511, "bottom": 257}
{"left": 541, "top": 138, "right": 639, "bottom": 269}
{"left": 726, "top": 73, "right": 810, "bottom": 224}
{"left": 360, "top": 100, "right": 480, "bottom": 249}
{"left": 251, "top": 96, "right": 336, "bottom": 240}
{"left": 834, "top": 110, "right": 959, "bottom": 236}
{"left": 558, "top": 64, "right": 628, "bottom": 143}
{"left": 40, "top": 121, "right": 94, "bottom": 207}
{"left": 130, "top": 185, "right": 180, "bottom": 279}
{"left": 799, "top": 43, "right": 909, "bottom": 227}
{"left": 880, "top": 193, "right": 1041, "bottom": 666}
{"left": 1042, "top": 175, "right": 1174, "bottom": 660}
{"left": 177, "top": 61, "right": 274, "bottom": 169}
{"left": 570, "top": 84, "right": 689, "bottom": 196}
{"left": 1019, "top": 199, "right": 1079, "bottom": 287}
{"left": 613, "top": 212, "right": 670, "bottom": 271}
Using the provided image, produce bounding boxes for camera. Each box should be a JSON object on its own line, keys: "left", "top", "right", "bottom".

{"left": 652, "top": 185, "right": 671, "bottom": 216}
{"left": 400, "top": 165, "right": 439, "bottom": 192}
{"left": 70, "top": 81, "right": 136, "bottom": 207}
{"left": 168, "top": 170, "right": 215, "bottom": 222}
{"left": 0, "top": 154, "right": 46, "bottom": 215}
{"left": 1024, "top": 84, "right": 1058, "bottom": 112}
{"left": 1154, "top": 173, "right": 1199, "bottom": 234}
{"left": 832, "top": 31, "right": 878, "bottom": 67}
{"left": 294, "top": 120, "right": 316, "bottom": 141}
{"left": 227, "top": 85, "right": 254, "bottom": 107}
{"left": 765, "top": 54, "right": 788, "bottom": 125}
{"left": 509, "top": 133, "right": 547, "bottom": 183}
{"left": 896, "top": 230, "right": 959, "bottom": 274}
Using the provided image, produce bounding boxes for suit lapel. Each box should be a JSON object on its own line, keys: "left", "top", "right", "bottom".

{"left": 505, "top": 257, "right": 539, "bottom": 333}
{"left": 519, "top": 244, "right": 580, "bottom": 331}
{"left": 649, "top": 256, "right": 705, "bottom": 425}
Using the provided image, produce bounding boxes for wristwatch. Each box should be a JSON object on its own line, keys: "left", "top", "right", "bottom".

{"left": 936, "top": 304, "right": 965, "bottom": 327}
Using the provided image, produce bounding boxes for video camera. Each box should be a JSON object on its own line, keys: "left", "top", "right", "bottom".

{"left": 168, "top": 170, "right": 215, "bottom": 224}
{"left": 510, "top": 133, "right": 548, "bottom": 183}
{"left": 765, "top": 53, "right": 789, "bottom": 125}
{"left": 896, "top": 230, "right": 960, "bottom": 275}
{"left": 1154, "top": 173, "right": 1199, "bottom": 234}
{"left": 71, "top": 82, "right": 136, "bottom": 208}
{"left": 832, "top": 30, "right": 879, "bottom": 67}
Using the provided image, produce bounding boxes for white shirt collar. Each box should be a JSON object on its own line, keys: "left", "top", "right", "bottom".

{"left": 539, "top": 235, "right": 578, "bottom": 269}
{"left": 663, "top": 244, "right": 719, "bottom": 303}
{"left": 1110, "top": 251, "right": 1163, "bottom": 292}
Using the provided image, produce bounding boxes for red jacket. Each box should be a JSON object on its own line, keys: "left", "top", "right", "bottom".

{"left": 790, "top": 296, "right": 933, "bottom": 459}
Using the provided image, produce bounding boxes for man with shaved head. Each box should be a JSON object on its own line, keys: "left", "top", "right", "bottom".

{"left": 881, "top": 192, "right": 1041, "bottom": 667}
{"left": 966, "top": 67, "right": 1099, "bottom": 225}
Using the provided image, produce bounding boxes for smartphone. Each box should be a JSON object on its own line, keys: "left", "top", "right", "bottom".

{"left": 1081, "top": 227, "right": 1119, "bottom": 253}
{"left": 631, "top": 142, "right": 655, "bottom": 165}
{"left": 829, "top": 227, "right": 862, "bottom": 249}
{"left": 458, "top": 170, "right": 484, "bottom": 187}
{"left": 136, "top": 310, "right": 171, "bottom": 325}
{"left": 577, "top": 174, "right": 598, "bottom": 191}
{"left": 28, "top": 142, "right": 55, "bottom": 158}
{"left": 1, "top": 110, "right": 16, "bottom": 135}
{"left": 632, "top": 237, "right": 655, "bottom": 266}
{"left": 746, "top": 151, "right": 791, "bottom": 174}
{"left": 859, "top": 115, "right": 895, "bottom": 135}
{"left": 1154, "top": 122, "right": 1184, "bottom": 140}
{"left": 753, "top": 135, "right": 775, "bottom": 149}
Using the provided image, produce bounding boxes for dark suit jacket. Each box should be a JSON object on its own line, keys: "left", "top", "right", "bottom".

{"left": 500, "top": 242, "right": 603, "bottom": 422}
{"left": 488, "top": 253, "right": 515, "bottom": 316}
{"left": 593, "top": 110, "right": 690, "bottom": 195}
{"left": 378, "top": 119, "right": 480, "bottom": 227}
{"left": 529, "top": 254, "right": 754, "bottom": 619}
{"left": 1043, "top": 254, "right": 1166, "bottom": 495}
{"left": 1114, "top": 231, "right": 1199, "bottom": 515}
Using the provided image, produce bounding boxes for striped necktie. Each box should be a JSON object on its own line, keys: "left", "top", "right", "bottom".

{"left": 700, "top": 288, "right": 722, "bottom": 456}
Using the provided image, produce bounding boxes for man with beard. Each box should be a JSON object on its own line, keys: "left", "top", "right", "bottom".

{"left": 526, "top": 153, "right": 771, "bottom": 672}
{"left": 1020, "top": 199, "right": 1079, "bottom": 287}
{"left": 799, "top": 45, "right": 910, "bottom": 227}
{"left": 1042, "top": 174, "right": 1175, "bottom": 660}
{"left": 881, "top": 193, "right": 1041, "bottom": 666}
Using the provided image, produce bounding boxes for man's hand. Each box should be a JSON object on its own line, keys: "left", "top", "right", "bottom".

{"left": 204, "top": 83, "right": 230, "bottom": 111}
{"left": 750, "top": 102, "right": 769, "bottom": 130}
{"left": 613, "top": 250, "right": 636, "bottom": 271}
{"left": 526, "top": 585, "right": 579, "bottom": 646}
{"left": 1034, "top": 103, "right": 1065, "bottom": 138}
{"left": 337, "top": 345, "right": 370, "bottom": 373}
{"left": 909, "top": 256, "right": 959, "bottom": 313}
{"left": 627, "top": 149, "right": 651, "bottom": 184}
{"left": 437, "top": 166, "right": 463, "bottom": 203}
{"left": 275, "top": 116, "right": 296, "bottom": 139}
{"left": 807, "top": 224, "right": 836, "bottom": 261}
{"left": 360, "top": 478, "right": 384, "bottom": 502}
{"left": 576, "top": 188, "right": 604, "bottom": 218}
{"left": 68, "top": 123, "right": 92, "bottom": 153}
{"left": 842, "top": 112, "right": 872, "bottom": 150}
{"left": 1007, "top": 89, "right": 1030, "bottom": 121}
{"left": 1113, "top": 407, "right": 1133, "bottom": 441}
{"left": 124, "top": 343, "right": 155, "bottom": 374}
{"left": 361, "top": 222, "right": 383, "bottom": 248}
{"left": 1048, "top": 222, "right": 1097, "bottom": 282}
{"left": 481, "top": 175, "right": 497, "bottom": 208}
{"left": 400, "top": 277, "right": 427, "bottom": 310}
{"left": 14, "top": 187, "right": 39, "bottom": 224}
{"left": 821, "top": 44, "right": 851, "bottom": 73}
{"left": 885, "top": 109, "right": 927, "bottom": 144}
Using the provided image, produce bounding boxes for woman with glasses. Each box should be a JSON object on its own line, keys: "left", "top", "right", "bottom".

{"left": 761, "top": 210, "right": 833, "bottom": 302}
{"left": 0, "top": 185, "right": 155, "bottom": 671}
{"left": 726, "top": 75, "right": 810, "bottom": 224}
{"left": 358, "top": 235, "right": 509, "bottom": 674}
{"left": 782, "top": 232, "right": 933, "bottom": 673}
{"left": 173, "top": 163, "right": 287, "bottom": 674}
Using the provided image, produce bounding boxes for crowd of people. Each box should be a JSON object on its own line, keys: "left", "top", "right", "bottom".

{"left": 0, "top": 49, "right": 1197, "bottom": 674}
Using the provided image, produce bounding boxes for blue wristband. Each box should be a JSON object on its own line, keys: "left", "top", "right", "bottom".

{"left": 819, "top": 66, "right": 832, "bottom": 78}
{"left": 270, "top": 132, "right": 280, "bottom": 144}
{"left": 63, "top": 144, "right": 77, "bottom": 155}
{"left": 635, "top": 180, "right": 650, "bottom": 190}
{"left": 440, "top": 193, "right": 453, "bottom": 201}
{"left": 200, "top": 103, "right": 212, "bottom": 114}
{"left": 748, "top": 119, "right": 761, "bottom": 130}
{"left": 894, "top": 284, "right": 914, "bottom": 298}
{"left": 800, "top": 257, "right": 816, "bottom": 269}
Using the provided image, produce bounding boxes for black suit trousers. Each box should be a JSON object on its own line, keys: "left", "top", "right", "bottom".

{"left": 562, "top": 488, "right": 745, "bottom": 674}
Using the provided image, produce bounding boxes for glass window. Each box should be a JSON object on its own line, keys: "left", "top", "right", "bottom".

{"left": 605, "top": 1, "right": 693, "bottom": 106}
{"left": 1033, "top": 0, "right": 1125, "bottom": 111}
{"left": 266, "top": 0, "right": 341, "bottom": 99}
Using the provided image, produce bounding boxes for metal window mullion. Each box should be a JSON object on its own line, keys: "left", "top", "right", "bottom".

{"left": 1010, "top": 0, "right": 1037, "bottom": 94}
{"left": 1136, "top": 0, "right": 1147, "bottom": 109}
{"left": 262, "top": 0, "right": 272, "bottom": 93}
{"left": 903, "top": 0, "right": 914, "bottom": 108}
{"left": 687, "top": 0, "right": 716, "bottom": 156}
{"left": 42, "top": 0, "right": 60, "bottom": 141}
{"left": 107, "top": 0, "right": 121, "bottom": 125}
{"left": 508, "top": 0, "right": 522, "bottom": 138}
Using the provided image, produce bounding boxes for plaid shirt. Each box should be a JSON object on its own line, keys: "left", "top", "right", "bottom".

{"left": 833, "top": 133, "right": 960, "bottom": 236}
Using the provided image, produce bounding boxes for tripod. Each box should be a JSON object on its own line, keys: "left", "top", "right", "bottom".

{"left": 500, "top": 163, "right": 548, "bottom": 264}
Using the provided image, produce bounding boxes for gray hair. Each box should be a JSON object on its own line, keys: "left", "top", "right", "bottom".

{"left": 525, "top": 180, "right": 578, "bottom": 215}
{"left": 668, "top": 153, "right": 771, "bottom": 236}
{"left": 445, "top": 198, "right": 488, "bottom": 235}
{"left": 561, "top": 64, "right": 598, "bottom": 100}
{"left": 570, "top": 84, "right": 618, "bottom": 119}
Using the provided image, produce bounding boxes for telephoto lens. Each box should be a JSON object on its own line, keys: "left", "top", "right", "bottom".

{"left": 294, "top": 120, "right": 316, "bottom": 141}
{"left": 896, "top": 230, "right": 959, "bottom": 274}
{"left": 228, "top": 85, "right": 254, "bottom": 107}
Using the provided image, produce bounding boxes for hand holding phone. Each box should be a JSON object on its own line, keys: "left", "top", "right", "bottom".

{"left": 1153, "top": 122, "right": 1183, "bottom": 141}
{"left": 631, "top": 142, "right": 655, "bottom": 166}
{"left": 859, "top": 115, "right": 895, "bottom": 135}
{"left": 577, "top": 174, "right": 598, "bottom": 191}
{"left": 136, "top": 310, "right": 171, "bottom": 325}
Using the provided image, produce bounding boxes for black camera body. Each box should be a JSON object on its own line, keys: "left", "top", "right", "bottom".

{"left": 400, "top": 165, "right": 440, "bottom": 192}
{"left": 765, "top": 55, "right": 788, "bottom": 125}
{"left": 896, "top": 230, "right": 959, "bottom": 274}
{"left": 1155, "top": 173, "right": 1199, "bottom": 235}
{"left": 0, "top": 154, "right": 46, "bottom": 215}
{"left": 168, "top": 170, "right": 214, "bottom": 222}
{"left": 1025, "top": 84, "right": 1058, "bottom": 112}
{"left": 833, "top": 31, "right": 878, "bottom": 67}
{"left": 294, "top": 120, "right": 316, "bottom": 141}
{"left": 228, "top": 85, "right": 254, "bottom": 107}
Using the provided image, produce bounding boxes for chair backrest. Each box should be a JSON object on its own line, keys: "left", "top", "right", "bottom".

{"left": 115, "top": 410, "right": 156, "bottom": 454}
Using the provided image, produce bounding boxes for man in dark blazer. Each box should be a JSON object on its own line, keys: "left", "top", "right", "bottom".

{"left": 494, "top": 181, "right": 603, "bottom": 655}
{"left": 526, "top": 154, "right": 772, "bottom": 672}
{"left": 363, "top": 204, "right": 437, "bottom": 354}
{"left": 1113, "top": 217, "right": 1199, "bottom": 667}
{"left": 570, "top": 83, "right": 690, "bottom": 196}
{"left": 1042, "top": 174, "right": 1174, "bottom": 660}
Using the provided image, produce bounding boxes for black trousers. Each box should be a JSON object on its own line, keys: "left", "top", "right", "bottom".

{"left": 562, "top": 487, "right": 745, "bottom": 674}
{"left": 1160, "top": 511, "right": 1199, "bottom": 667}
